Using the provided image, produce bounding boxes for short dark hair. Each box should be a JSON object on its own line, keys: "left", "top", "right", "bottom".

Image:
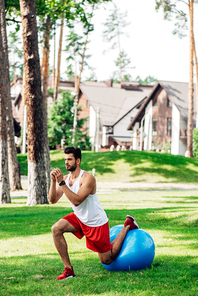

{"left": 64, "top": 146, "right": 81, "bottom": 160}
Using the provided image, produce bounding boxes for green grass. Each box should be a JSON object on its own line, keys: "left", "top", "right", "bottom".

{"left": 18, "top": 150, "right": 198, "bottom": 183}
{"left": 1, "top": 191, "right": 198, "bottom": 295}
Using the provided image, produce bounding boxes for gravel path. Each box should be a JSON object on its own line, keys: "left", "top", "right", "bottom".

{"left": 10, "top": 176, "right": 198, "bottom": 197}
{"left": 96, "top": 182, "right": 198, "bottom": 193}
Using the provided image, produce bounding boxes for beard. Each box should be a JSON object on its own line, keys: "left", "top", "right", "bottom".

{"left": 66, "top": 161, "right": 77, "bottom": 172}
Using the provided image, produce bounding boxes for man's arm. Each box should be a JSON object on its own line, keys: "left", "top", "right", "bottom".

{"left": 61, "top": 173, "right": 95, "bottom": 206}
{"left": 48, "top": 171, "right": 64, "bottom": 204}
{"left": 51, "top": 168, "right": 95, "bottom": 206}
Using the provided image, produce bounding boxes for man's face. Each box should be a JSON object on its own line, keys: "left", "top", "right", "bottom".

{"left": 65, "top": 153, "right": 77, "bottom": 172}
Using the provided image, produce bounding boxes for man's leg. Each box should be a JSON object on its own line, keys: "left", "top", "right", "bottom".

{"left": 98, "top": 225, "right": 130, "bottom": 265}
{"left": 98, "top": 215, "right": 139, "bottom": 265}
{"left": 51, "top": 218, "right": 77, "bottom": 269}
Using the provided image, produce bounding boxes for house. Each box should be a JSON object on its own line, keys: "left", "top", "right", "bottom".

{"left": 78, "top": 80, "right": 153, "bottom": 150}
{"left": 127, "top": 81, "right": 197, "bottom": 156}
{"left": 10, "top": 77, "right": 75, "bottom": 130}
{"left": 10, "top": 77, "right": 76, "bottom": 151}
{"left": 11, "top": 77, "right": 153, "bottom": 152}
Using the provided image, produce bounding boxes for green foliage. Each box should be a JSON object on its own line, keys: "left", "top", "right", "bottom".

{"left": 64, "top": 5, "right": 95, "bottom": 81}
{"left": 103, "top": 3, "right": 129, "bottom": 49}
{"left": 136, "top": 75, "right": 158, "bottom": 85}
{"left": 193, "top": 128, "right": 198, "bottom": 158}
{"left": 155, "top": 0, "right": 188, "bottom": 38}
{"left": 103, "top": 3, "right": 133, "bottom": 81}
{"left": 47, "top": 91, "right": 91, "bottom": 150}
{"left": 123, "top": 73, "right": 132, "bottom": 82}
{"left": 113, "top": 50, "right": 134, "bottom": 81}
{"left": 48, "top": 88, "right": 54, "bottom": 98}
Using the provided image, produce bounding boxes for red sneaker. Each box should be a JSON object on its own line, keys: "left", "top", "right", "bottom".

{"left": 56, "top": 266, "right": 75, "bottom": 280}
{"left": 124, "top": 215, "right": 139, "bottom": 230}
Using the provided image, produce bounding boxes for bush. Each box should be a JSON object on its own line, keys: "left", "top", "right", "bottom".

{"left": 193, "top": 128, "right": 198, "bottom": 158}
{"left": 47, "top": 91, "right": 91, "bottom": 150}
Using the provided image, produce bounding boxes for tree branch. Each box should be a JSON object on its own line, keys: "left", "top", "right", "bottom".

{"left": 6, "top": 18, "right": 21, "bottom": 23}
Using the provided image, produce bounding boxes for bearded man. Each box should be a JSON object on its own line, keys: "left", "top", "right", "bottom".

{"left": 49, "top": 146, "right": 139, "bottom": 280}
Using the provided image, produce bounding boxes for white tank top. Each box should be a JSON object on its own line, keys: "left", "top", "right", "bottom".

{"left": 65, "top": 169, "right": 108, "bottom": 227}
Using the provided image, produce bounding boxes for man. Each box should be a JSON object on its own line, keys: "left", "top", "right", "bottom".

{"left": 49, "top": 146, "right": 139, "bottom": 280}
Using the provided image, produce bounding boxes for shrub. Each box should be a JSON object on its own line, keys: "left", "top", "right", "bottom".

{"left": 193, "top": 128, "right": 198, "bottom": 158}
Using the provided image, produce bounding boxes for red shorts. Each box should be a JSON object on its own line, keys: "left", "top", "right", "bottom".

{"left": 62, "top": 212, "right": 112, "bottom": 253}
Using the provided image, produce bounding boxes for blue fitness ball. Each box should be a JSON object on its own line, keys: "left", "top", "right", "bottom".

{"left": 102, "top": 225, "right": 155, "bottom": 271}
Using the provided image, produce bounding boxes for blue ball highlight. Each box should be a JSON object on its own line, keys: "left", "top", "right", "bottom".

{"left": 102, "top": 225, "right": 155, "bottom": 271}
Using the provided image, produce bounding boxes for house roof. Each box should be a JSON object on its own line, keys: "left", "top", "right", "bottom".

{"left": 80, "top": 82, "right": 152, "bottom": 126}
{"left": 127, "top": 80, "right": 197, "bottom": 130}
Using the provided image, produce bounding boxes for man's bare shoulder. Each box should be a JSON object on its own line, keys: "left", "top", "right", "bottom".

{"left": 81, "top": 171, "right": 96, "bottom": 184}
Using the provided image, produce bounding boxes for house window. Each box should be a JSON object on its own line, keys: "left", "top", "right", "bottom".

{"left": 167, "top": 99, "right": 172, "bottom": 107}
{"left": 152, "top": 118, "right": 157, "bottom": 136}
{"left": 167, "top": 118, "right": 172, "bottom": 136}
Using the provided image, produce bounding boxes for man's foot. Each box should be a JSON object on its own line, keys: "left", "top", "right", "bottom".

{"left": 124, "top": 215, "right": 139, "bottom": 230}
{"left": 56, "top": 266, "right": 75, "bottom": 280}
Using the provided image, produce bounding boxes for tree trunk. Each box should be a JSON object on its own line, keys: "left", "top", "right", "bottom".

{"left": 76, "top": 5, "right": 94, "bottom": 98}
{"left": 193, "top": 35, "right": 198, "bottom": 128}
{"left": 54, "top": 15, "right": 64, "bottom": 101}
{"left": 72, "top": 6, "right": 94, "bottom": 144}
{"left": 0, "top": 0, "right": 11, "bottom": 204}
{"left": 40, "top": 19, "right": 45, "bottom": 91}
{"left": 1, "top": 0, "right": 22, "bottom": 191}
{"left": 52, "top": 25, "right": 56, "bottom": 89}
{"left": 187, "top": 0, "right": 194, "bottom": 157}
{"left": 43, "top": 15, "right": 51, "bottom": 194}
{"left": 19, "top": 0, "right": 48, "bottom": 205}
{"left": 43, "top": 16, "right": 50, "bottom": 117}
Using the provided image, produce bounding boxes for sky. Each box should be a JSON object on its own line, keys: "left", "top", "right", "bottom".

{"left": 7, "top": 0, "right": 198, "bottom": 84}
{"left": 54, "top": 0, "right": 198, "bottom": 84}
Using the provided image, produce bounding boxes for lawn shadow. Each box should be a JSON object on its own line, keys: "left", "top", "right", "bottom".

{"left": 18, "top": 150, "right": 198, "bottom": 183}
{"left": 1, "top": 206, "right": 198, "bottom": 252}
{"left": 0, "top": 206, "right": 72, "bottom": 239}
{"left": 82, "top": 150, "right": 198, "bottom": 182}
{"left": 122, "top": 151, "right": 198, "bottom": 183}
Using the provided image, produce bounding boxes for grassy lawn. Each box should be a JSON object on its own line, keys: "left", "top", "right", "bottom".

{"left": 1, "top": 191, "right": 198, "bottom": 295}
{"left": 17, "top": 150, "right": 198, "bottom": 183}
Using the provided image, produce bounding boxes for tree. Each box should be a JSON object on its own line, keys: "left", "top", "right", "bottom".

{"left": 2, "top": 0, "right": 22, "bottom": 192}
{"left": 0, "top": 0, "right": 11, "bottom": 203}
{"left": 48, "top": 91, "right": 91, "bottom": 150}
{"left": 54, "top": 14, "right": 64, "bottom": 101}
{"left": 103, "top": 3, "right": 132, "bottom": 81}
{"left": 113, "top": 50, "right": 134, "bottom": 82}
{"left": 155, "top": 0, "right": 195, "bottom": 157}
{"left": 193, "top": 127, "right": 198, "bottom": 157}
{"left": 64, "top": 3, "right": 95, "bottom": 144}
{"left": 19, "top": 0, "right": 48, "bottom": 206}
{"left": 40, "top": 16, "right": 52, "bottom": 195}
{"left": 136, "top": 75, "right": 158, "bottom": 85}
{"left": 7, "top": 0, "right": 109, "bottom": 197}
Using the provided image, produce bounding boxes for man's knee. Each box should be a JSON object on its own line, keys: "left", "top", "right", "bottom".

{"left": 100, "top": 257, "right": 113, "bottom": 265}
{"left": 51, "top": 223, "right": 61, "bottom": 236}
{"left": 51, "top": 220, "right": 65, "bottom": 236}
{"left": 99, "top": 251, "right": 113, "bottom": 265}
{"left": 51, "top": 219, "right": 75, "bottom": 236}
